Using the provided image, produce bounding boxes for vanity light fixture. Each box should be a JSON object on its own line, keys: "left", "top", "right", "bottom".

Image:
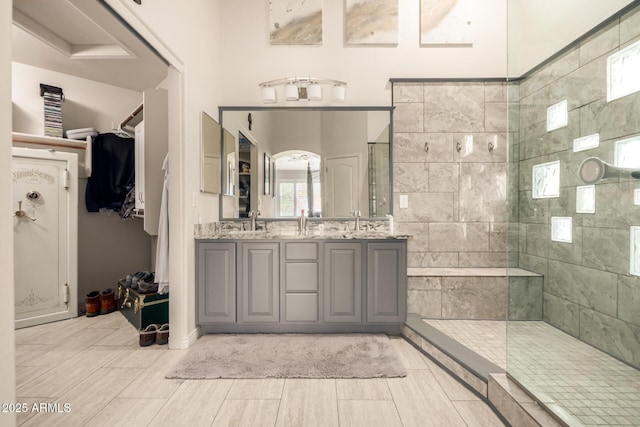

{"left": 284, "top": 83, "right": 299, "bottom": 101}
{"left": 258, "top": 77, "right": 347, "bottom": 103}
{"left": 261, "top": 86, "right": 277, "bottom": 103}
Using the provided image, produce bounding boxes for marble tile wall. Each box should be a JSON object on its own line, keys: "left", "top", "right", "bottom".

{"left": 408, "top": 273, "right": 542, "bottom": 321}
{"left": 514, "top": 4, "right": 640, "bottom": 369}
{"left": 393, "top": 81, "right": 508, "bottom": 270}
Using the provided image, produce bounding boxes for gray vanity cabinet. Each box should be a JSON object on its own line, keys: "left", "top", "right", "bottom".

{"left": 239, "top": 242, "right": 280, "bottom": 323}
{"left": 197, "top": 242, "right": 236, "bottom": 323}
{"left": 323, "top": 242, "right": 362, "bottom": 323}
{"left": 196, "top": 238, "right": 406, "bottom": 332}
{"left": 366, "top": 242, "right": 406, "bottom": 323}
{"left": 283, "top": 242, "right": 320, "bottom": 322}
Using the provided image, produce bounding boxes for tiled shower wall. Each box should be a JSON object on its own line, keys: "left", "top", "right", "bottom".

{"left": 514, "top": 5, "right": 640, "bottom": 369}
{"left": 392, "top": 81, "right": 508, "bottom": 268}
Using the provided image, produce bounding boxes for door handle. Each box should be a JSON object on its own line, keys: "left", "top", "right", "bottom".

{"left": 14, "top": 200, "right": 36, "bottom": 221}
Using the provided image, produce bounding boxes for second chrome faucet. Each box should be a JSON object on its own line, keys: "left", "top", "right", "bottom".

{"left": 248, "top": 209, "right": 260, "bottom": 231}
{"left": 297, "top": 209, "right": 307, "bottom": 234}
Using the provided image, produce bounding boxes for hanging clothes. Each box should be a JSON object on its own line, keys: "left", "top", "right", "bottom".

{"left": 85, "top": 132, "right": 135, "bottom": 212}
{"left": 155, "top": 153, "right": 170, "bottom": 294}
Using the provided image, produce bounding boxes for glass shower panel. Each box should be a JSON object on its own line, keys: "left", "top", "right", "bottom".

{"left": 368, "top": 142, "right": 390, "bottom": 217}
{"left": 507, "top": 3, "right": 640, "bottom": 426}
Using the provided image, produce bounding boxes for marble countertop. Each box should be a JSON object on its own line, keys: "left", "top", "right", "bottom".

{"left": 196, "top": 230, "right": 410, "bottom": 240}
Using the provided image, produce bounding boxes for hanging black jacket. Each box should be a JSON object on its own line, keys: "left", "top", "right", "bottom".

{"left": 85, "top": 132, "right": 135, "bottom": 212}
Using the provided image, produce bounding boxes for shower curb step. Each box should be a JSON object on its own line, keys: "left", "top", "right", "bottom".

{"left": 488, "top": 374, "right": 566, "bottom": 427}
{"left": 401, "top": 314, "right": 566, "bottom": 427}
{"left": 402, "top": 313, "right": 504, "bottom": 397}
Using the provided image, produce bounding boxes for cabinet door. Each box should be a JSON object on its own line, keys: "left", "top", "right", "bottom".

{"left": 141, "top": 87, "right": 168, "bottom": 235}
{"left": 197, "top": 242, "right": 236, "bottom": 323}
{"left": 240, "top": 242, "right": 280, "bottom": 322}
{"left": 367, "top": 242, "right": 406, "bottom": 323}
{"left": 134, "top": 122, "right": 145, "bottom": 210}
{"left": 323, "top": 242, "right": 362, "bottom": 323}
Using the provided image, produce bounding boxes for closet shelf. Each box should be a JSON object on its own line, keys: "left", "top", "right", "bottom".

{"left": 120, "top": 103, "right": 143, "bottom": 131}
{"left": 12, "top": 132, "right": 92, "bottom": 178}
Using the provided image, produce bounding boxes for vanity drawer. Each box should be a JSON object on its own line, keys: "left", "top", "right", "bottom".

{"left": 285, "top": 263, "right": 318, "bottom": 292}
{"left": 285, "top": 293, "right": 318, "bottom": 322}
{"left": 285, "top": 242, "right": 318, "bottom": 261}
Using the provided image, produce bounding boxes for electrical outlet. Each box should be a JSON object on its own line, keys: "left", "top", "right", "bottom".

{"left": 399, "top": 194, "right": 409, "bottom": 209}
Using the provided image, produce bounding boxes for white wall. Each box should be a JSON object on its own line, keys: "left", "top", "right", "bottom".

{"left": 104, "top": 0, "right": 222, "bottom": 348}
{"left": 12, "top": 62, "right": 142, "bottom": 134}
{"left": 508, "top": 0, "right": 635, "bottom": 76}
{"left": 219, "top": 0, "right": 508, "bottom": 105}
{"left": 0, "top": 2, "right": 16, "bottom": 426}
{"left": 271, "top": 111, "right": 322, "bottom": 154}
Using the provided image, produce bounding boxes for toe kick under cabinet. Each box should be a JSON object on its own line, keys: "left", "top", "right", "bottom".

{"left": 196, "top": 239, "right": 407, "bottom": 333}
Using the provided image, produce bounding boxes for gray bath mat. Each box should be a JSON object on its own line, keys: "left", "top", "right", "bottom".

{"left": 166, "top": 334, "right": 407, "bottom": 379}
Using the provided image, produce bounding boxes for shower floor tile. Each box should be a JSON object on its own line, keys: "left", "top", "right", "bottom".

{"left": 424, "top": 319, "right": 640, "bottom": 427}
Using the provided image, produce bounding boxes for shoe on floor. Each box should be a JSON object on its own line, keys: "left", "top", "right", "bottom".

{"left": 100, "top": 288, "right": 117, "bottom": 315}
{"left": 139, "top": 324, "right": 159, "bottom": 347}
{"left": 156, "top": 323, "right": 169, "bottom": 345}
{"left": 85, "top": 291, "right": 100, "bottom": 317}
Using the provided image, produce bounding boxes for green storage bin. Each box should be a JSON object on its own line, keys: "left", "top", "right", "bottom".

{"left": 117, "top": 280, "right": 169, "bottom": 330}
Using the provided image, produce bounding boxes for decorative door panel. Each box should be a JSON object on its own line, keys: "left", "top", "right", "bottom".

{"left": 12, "top": 148, "right": 77, "bottom": 328}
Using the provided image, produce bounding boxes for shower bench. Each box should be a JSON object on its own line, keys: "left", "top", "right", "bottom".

{"left": 406, "top": 267, "right": 543, "bottom": 321}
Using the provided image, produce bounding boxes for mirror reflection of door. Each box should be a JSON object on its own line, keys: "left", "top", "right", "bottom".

{"left": 274, "top": 151, "right": 321, "bottom": 217}
{"left": 223, "top": 129, "right": 236, "bottom": 195}
{"left": 325, "top": 154, "right": 359, "bottom": 217}
{"left": 201, "top": 111, "right": 221, "bottom": 194}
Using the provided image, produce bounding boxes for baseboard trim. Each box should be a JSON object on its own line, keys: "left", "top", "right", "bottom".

{"left": 169, "top": 326, "right": 200, "bottom": 349}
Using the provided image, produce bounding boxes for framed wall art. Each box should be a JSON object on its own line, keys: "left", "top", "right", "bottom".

{"left": 270, "top": 0, "right": 323, "bottom": 45}
{"left": 345, "top": 0, "right": 398, "bottom": 45}
{"left": 420, "top": 0, "right": 473, "bottom": 45}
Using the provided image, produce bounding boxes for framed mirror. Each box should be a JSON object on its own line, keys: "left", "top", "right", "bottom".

{"left": 218, "top": 106, "right": 393, "bottom": 220}
{"left": 200, "top": 111, "right": 222, "bottom": 194}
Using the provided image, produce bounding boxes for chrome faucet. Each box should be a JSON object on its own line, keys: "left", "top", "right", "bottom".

{"left": 352, "top": 210, "right": 361, "bottom": 231}
{"left": 249, "top": 209, "right": 260, "bottom": 231}
{"left": 297, "top": 209, "right": 307, "bottom": 234}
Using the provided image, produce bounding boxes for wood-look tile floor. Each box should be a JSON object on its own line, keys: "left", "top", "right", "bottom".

{"left": 14, "top": 312, "right": 505, "bottom": 426}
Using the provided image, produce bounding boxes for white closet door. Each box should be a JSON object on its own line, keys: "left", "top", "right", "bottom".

{"left": 135, "top": 121, "right": 145, "bottom": 211}
{"left": 12, "top": 148, "right": 78, "bottom": 328}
